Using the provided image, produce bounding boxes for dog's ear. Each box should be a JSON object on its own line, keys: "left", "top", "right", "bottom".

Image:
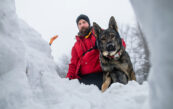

{"left": 93, "top": 22, "right": 102, "bottom": 38}
{"left": 109, "top": 16, "right": 118, "bottom": 32}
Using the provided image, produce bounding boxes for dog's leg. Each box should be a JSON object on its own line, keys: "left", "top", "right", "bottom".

{"left": 117, "top": 71, "right": 128, "bottom": 84}
{"left": 110, "top": 73, "right": 117, "bottom": 83}
{"left": 101, "top": 72, "right": 111, "bottom": 92}
{"left": 113, "top": 63, "right": 130, "bottom": 81}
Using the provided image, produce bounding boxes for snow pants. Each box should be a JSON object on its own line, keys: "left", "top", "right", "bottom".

{"left": 78, "top": 72, "right": 103, "bottom": 90}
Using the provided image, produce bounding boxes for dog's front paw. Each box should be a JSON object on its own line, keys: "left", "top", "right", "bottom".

{"left": 101, "top": 83, "right": 108, "bottom": 92}
{"left": 101, "top": 77, "right": 111, "bottom": 92}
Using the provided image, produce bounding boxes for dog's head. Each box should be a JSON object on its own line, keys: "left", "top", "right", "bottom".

{"left": 93, "top": 16, "right": 122, "bottom": 57}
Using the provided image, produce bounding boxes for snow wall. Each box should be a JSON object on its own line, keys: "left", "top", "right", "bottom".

{"left": 130, "top": 0, "right": 173, "bottom": 109}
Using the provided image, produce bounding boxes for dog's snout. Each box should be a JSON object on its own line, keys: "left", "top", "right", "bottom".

{"left": 107, "top": 43, "right": 115, "bottom": 51}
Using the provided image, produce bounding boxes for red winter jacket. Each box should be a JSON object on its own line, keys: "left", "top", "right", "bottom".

{"left": 66, "top": 28, "right": 126, "bottom": 79}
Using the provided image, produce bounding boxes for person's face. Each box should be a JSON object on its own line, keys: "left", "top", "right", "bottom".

{"left": 78, "top": 19, "right": 89, "bottom": 33}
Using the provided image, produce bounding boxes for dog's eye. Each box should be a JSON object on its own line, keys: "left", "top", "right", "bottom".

{"left": 110, "top": 33, "right": 115, "bottom": 38}
{"left": 111, "top": 34, "right": 115, "bottom": 39}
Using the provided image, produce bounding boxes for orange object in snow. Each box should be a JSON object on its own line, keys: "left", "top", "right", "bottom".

{"left": 49, "top": 35, "right": 58, "bottom": 45}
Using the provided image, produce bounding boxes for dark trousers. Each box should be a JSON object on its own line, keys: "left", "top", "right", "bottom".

{"left": 78, "top": 72, "right": 103, "bottom": 90}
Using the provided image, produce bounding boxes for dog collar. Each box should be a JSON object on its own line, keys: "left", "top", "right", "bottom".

{"left": 107, "top": 51, "right": 122, "bottom": 60}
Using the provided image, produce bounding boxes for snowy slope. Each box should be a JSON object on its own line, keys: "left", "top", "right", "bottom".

{"left": 0, "top": 0, "right": 149, "bottom": 109}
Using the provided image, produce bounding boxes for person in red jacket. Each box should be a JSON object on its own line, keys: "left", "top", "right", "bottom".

{"left": 66, "top": 14, "right": 126, "bottom": 89}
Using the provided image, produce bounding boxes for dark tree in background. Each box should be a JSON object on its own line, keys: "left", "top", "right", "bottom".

{"left": 136, "top": 22, "right": 150, "bottom": 83}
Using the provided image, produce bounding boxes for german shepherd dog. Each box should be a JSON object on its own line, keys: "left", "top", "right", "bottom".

{"left": 93, "top": 16, "right": 136, "bottom": 92}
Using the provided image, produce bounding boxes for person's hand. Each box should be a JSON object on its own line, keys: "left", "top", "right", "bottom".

{"left": 49, "top": 35, "right": 58, "bottom": 45}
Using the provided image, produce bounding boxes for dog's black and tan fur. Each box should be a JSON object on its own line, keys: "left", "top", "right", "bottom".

{"left": 93, "top": 16, "right": 136, "bottom": 92}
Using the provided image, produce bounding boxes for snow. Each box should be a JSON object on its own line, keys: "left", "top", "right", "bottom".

{"left": 130, "top": 0, "right": 173, "bottom": 109}
{"left": 0, "top": 0, "right": 149, "bottom": 109}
